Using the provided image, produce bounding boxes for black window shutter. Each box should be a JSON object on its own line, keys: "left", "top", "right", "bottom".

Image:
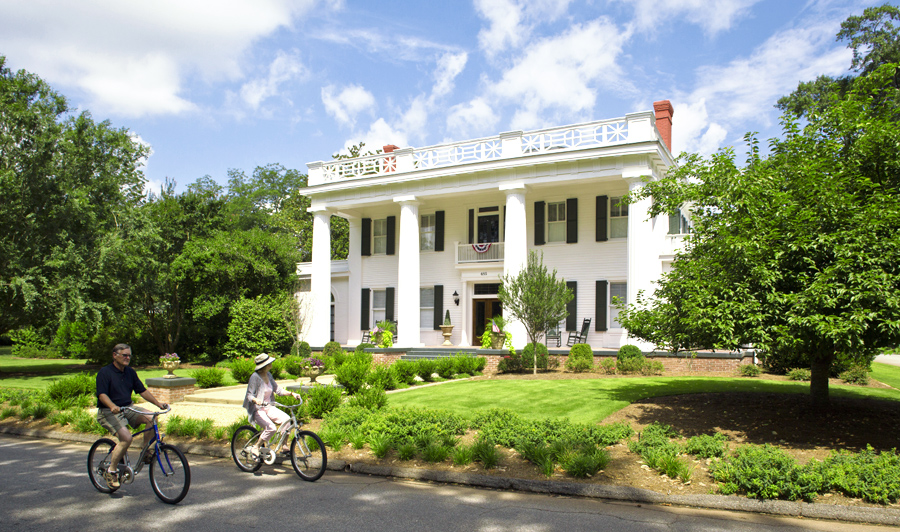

{"left": 361, "top": 288, "right": 370, "bottom": 330}
{"left": 534, "top": 201, "right": 545, "bottom": 245}
{"left": 385, "top": 287, "right": 395, "bottom": 322}
{"left": 361, "top": 218, "right": 371, "bottom": 256}
{"left": 566, "top": 281, "right": 577, "bottom": 331}
{"left": 435, "top": 211, "right": 445, "bottom": 252}
{"left": 386, "top": 216, "right": 396, "bottom": 255}
{"left": 433, "top": 285, "right": 443, "bottom": 330}
{"left": 595, "top": 280, "right": 608, "bottom": 331}
{"left": 566, "top": 198, "right": 578, "bottom": 243}
{"left": 468, "top": 209, "right": 474, "bottom": 244}
{"left": 596, "top": 195, "right": 608, "bottom": 242}
{"left": 503, "top": 205, "right": 507, "bottom": 241}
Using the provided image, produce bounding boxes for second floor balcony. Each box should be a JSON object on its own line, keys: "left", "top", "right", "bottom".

{"left": 457, "top": 242, "right": 504, "bottom": 264}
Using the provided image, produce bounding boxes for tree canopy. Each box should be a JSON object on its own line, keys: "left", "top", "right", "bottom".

{"left": 620, "top": 64, "right": 900, "bottom": 406}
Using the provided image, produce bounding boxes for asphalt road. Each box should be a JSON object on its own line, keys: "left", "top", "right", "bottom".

{"left": 1, "top": 434, "right": 895, "bottom": 532}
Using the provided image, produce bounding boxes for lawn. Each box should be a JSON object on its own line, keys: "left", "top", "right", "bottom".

{"left": 872, "top": 361, "right": 900, "bottom": 389}
{"left": 387, "top": 376, "right": 900, "bottom": 424}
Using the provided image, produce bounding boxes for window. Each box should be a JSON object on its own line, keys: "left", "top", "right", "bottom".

{"left": 609, "top": 282, "right": 626, "bottom": 328}
{"left": 547, "top": 201, "right": 566, "bottom": 242}
{"left": 297, "top": 279, "right": 311, "bottom": 292}
{"left": 372, "top": 289, "right": 386, "bottom": 324}
{"left": 420, "top": 214, "right": 435, "bottom": 251}
{"left": 668, "top": 209, "right": 691, "bottom": 235}
{"left": 420, "top": 287, "right": 434, "bottom": 328}
{"left": 373, "top": 219, "right": 387, "bottom": 254}
{"left": 610, "top": 197, "right": 628, "bottom": 238}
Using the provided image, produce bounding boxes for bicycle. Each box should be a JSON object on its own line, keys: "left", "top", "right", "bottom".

{"left": 231, "top": 399, "right": 327, "bottom": 481}
{"left": 87, "top": 406, "right": 191, "bottom": 504}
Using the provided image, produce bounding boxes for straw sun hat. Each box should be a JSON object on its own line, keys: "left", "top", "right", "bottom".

{"left": 254, "top": 353, "right": 276, "bottom": 371}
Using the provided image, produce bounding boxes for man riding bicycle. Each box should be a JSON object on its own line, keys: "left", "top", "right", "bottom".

{"left": 96, "top": 343, "right": 168, "bottom": 489}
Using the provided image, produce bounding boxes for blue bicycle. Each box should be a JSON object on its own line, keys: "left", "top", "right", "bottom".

{"left": 87, "top": 406, "right": 191, "bottom": 504}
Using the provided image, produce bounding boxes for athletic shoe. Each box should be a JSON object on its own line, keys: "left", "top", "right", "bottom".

{"left": 103, "top": 469, "right": 120, "bottom": 489}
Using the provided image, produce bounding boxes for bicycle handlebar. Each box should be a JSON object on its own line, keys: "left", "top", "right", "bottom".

{"left": 263, "top": 399, "right": 303, "bottom": 409}
{"left": 121, "top": 406, "right": 172, "bottom": 416}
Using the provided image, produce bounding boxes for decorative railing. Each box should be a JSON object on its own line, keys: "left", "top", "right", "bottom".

{"left": 457, "top": 242, "right": 504, "bottom": 263}
{"left": 309, "top": 112, "right": 656, "bottom": 185}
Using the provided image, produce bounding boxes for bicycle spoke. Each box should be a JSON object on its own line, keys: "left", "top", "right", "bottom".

{"left": 150, "top": 444, "right": 190, "bottom": 504}
{"left": 291, "top": 431, "right": 327, "bottom": 481}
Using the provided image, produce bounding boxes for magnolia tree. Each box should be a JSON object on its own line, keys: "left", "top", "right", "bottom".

{"left": 619, "top": 64, "right": 900, "bottom": 406}
{"left": 499, "top": 251, "right": 573, "bottom": 374}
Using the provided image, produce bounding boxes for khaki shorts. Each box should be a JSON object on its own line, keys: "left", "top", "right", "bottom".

{"left": 97, "top": 404, "right": 149, "bottom": 434}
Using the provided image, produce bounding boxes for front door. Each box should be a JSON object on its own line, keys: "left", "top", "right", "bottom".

{"left": 473, "top": 298, "right": 502, "bottom": 340}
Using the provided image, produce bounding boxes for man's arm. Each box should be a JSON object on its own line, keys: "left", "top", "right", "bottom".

{"left": 97, "top": 393, "right": 120, "bottom": 413}
{"left": 139, "top": 389, "right": 168, "bottom": 410}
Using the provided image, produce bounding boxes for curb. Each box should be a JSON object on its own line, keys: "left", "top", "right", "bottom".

{"left": 3, "top": 425, "right": 898, "bottom": 526}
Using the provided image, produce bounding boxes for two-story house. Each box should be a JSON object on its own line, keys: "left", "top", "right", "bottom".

{"left": 297, "top": 100, "right": 683, "bottom": 350}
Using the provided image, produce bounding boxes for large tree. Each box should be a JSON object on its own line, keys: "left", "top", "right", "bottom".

{"left": 620, "top": 64, "right": 900, "bottom": 406}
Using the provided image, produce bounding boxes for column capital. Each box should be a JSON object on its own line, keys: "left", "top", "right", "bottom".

{"left": 393, "top": 195, "right": 420, "bottom": 206}
{"left": 308, "top": 204, "right": 334, "bottom": 214}
{"left": 499, "top": 182, "right": 527, "bottom": 194}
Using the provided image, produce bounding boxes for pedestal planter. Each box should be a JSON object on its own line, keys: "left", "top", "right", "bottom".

{"left": 303, "top": 367, "right": 324, "bottom": 383}
{"left": 161, "top": 361, "right": 180, "bottom": 378}
{"left": 439, "top": 325, "right": 454, "bottom": 346}
{"left": 490, "top": 333, "right": 505, "bottom": 349}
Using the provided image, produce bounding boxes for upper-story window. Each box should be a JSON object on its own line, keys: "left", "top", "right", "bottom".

{"left": 610, "top": 197, "right": 628, "bottom": 238}
{"left": 668, "top": 209, "right": 691, "bottom": 235}
{"left": 547, "top": 201, "right": 566, "bottom": 242}
{"left": 373, "top": 219, "right": 387, "bottom": 254}
{"left": 420, "top": 214, "right": 435, "bottom": 251}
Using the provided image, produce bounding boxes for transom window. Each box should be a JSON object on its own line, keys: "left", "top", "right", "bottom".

{"left": 373, "top": 219, "right": 387, "bottom": 254}
{"left": 420, "top": 287, "right": 434, "bottom": 328}
{"left": 420, "top": 214, "right": 435, "bottom": 251}
{"left": 610, "top": 197, "right": 628, "bottom": 238}
{"left": 547, "top": 201, "right": 566, "bottom": 242}
{"left": 609, "top": 282, "right": 627, "bottom": 328}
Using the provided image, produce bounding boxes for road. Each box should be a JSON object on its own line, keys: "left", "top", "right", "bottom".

{"left": 0, "top": 434, "right": 893, "bottom": 532}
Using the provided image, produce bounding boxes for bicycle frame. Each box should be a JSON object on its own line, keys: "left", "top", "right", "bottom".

{"left": 255, "top": 401, "right": 301, "bottom": 460}
{"left": 116, "top": 407, "right": 167, "bottom": 483}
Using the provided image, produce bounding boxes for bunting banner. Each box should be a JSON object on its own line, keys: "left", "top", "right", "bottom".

{"left": 472, "top": 243, "right": 491, "bottom": 253}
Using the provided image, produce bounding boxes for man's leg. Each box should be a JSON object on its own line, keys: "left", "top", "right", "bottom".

{"left": 105, "top": 426, "right": 133, "bottom": 488}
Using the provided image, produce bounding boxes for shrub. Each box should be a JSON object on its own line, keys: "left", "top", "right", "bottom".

{"left": 366, "top": 363, "right": 398, "bottom": 390}
{"left": 9, "top": 326, "right": 46, "bottom": 356}
{"left": 451, "top": 444, "right": 475, "bottom": 466}
{"left": 617, "top": 353, "right": 645, "bottom": 374}
{"left": 819, "top": 446, "right": 900, "bottom": 504}
{"left": 323, "top": 341, "right": 343, "bottom": 358}
{"left": 358, "top": 407, "right": 467, "bottom": 446}
{"left": 291, "top": 341, "right": 312, "bottom": 359}
{"left": 190, "top": 367, "right": 227, "bottom": 388}
{"left": 305, "top": 385, "right": 344, "bottom": 418}
{"left": 52, "top": 321, "right": 92, "bottom": 359}
{"left": 348, "top": 386, "right": 388, "bottom": 410}
{"left": 641, "top": 360, "right": 665, "bottom": 375}
{"left": 561, "top": 448, "right": 611, "bottom": 478}
{"left": 415, "top": 359, "right": 437, "bottom": 382}
{"left": 599, "top": 358, "right": 617, "bottom": 374}
{"left": 269, "top": 357, "right": 286, "bottom": 379}
{"left": 318, "top": 427, "right": 348, "bottom": 451}
{"left": 398, "top": 441, "right": 417, "bottom": 460}
{"left": 684, "top": 433, "right": 729, "bottom": 458}
{"left": 739, "top": 364, "right": 761, "bottom": 377}
{"left": 472, "top": 437, "right": 501, "bottom": 469}
{"left": 711, "top": 444, "right": 826, "bottom": 501}
{"left": 334, "top": 352, "right": 372, "bottom": 394}
{"left": 229, "top": 357, "right": 256, "bottom": 384}
{"left": 787, "top": 368, "right": 811, "bottom": 381}
{"left": 617, "top": 344, "right": 643, "bottom": 361}
{"left": 452, "top": 353, "right": 480, "bottom": 375}
{"left": 435, "top": 357, "right": 456, "bottom": 379}
{"left": 566, "top": 344, "right": 594, "bottom": 372}
{"left": 222, "top": 294, "right": 293, "bottom": 358}
{"left": 282, "top": 355, "right": 304, "bottom": 377}
{"left": 47, "top": 372, "right": 96, "bottom": 400}
{"left": 521, "top": 343, "right": 549, "bottom": 371}
{"left": 497, "top": 352, "right": 523, "bottom": 373}
{"left": 839, "top": 366, "right": 870, "bottom": 385}
{"left": 392, "top": 359, "right": 418, "bottom": 385}
{"left": 369, "top": 434, "right": 393, "bottom": 458}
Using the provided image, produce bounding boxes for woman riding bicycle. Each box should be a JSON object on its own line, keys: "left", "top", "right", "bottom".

{"left": 242, "top": 353, "right": 300, "bottom": 457}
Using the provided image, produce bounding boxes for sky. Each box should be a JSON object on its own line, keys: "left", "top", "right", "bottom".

{"left": 0, "top": 0, "right": 882, "bottom": 195}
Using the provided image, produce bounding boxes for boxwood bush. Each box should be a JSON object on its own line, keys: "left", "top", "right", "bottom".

{"left": 521, "top": 343, "right": 549, "bottom": 371}
{"left": 190, "top": 367, "right": 227, "bottom": 388}
{"left": 47, "top": 372, "right": 95, "bottom": 400}
{"left": 566, "top": 344, "right": 593, "bottom": 372}
{"left": 229, "top": 357, "right": 255, "bottom": 384}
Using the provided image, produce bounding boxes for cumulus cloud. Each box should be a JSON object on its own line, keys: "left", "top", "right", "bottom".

{"left": 0, "top": 0, "right": 325, "bottom": 117}
{"left": 447, "top": 98, "right": 500, "bottom": 139}
{"left": 240, "top": 50, "right": 308, "bottom": 110}
{"left": 620, "top": 0, "right": 761, "bottom": 35}
{"left": 321, "top": 84, "right": 377, "bottom": 128}
{"left": 474, "top": 0, "right": 574, "bottom": 56}
{"left": 431, "top": 52, "right": 468, "bottom": 101}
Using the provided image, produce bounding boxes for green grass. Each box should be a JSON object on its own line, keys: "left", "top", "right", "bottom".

{"left": 871, "top": 362, "right": 900, "bottom": 390}
{"left": 387, "top": 377, "right": 900, "bottom": 424}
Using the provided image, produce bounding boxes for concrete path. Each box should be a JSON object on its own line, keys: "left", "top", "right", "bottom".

{"left": 182, "top": 375, "right": 338, "bottom": 406}
{"left": 875, "top": 355, "right": 900, "bottom": 368}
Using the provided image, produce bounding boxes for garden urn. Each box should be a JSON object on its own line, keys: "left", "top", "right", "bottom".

{"left": 439, "top": 324, "right": 454, "bottom": 346}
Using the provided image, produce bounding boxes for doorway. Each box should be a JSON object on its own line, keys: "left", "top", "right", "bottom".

{"left": 477, "top": 214, "right": 499, "bottom": 243}
{"left": 473, "top": 298, "right": 502, "bottom": 339}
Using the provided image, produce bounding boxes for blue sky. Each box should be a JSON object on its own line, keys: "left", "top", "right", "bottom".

{"left": 0, "top": 0, "right": 880, "bottom": 194}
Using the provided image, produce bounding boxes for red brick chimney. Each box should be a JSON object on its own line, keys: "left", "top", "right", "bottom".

{"left": 382, "top": 144, "right": 399, "bottom": 153}
{"left": 653, "top": 100, "right": 674, "bottom": 152}
{"left": 382, "top": 144, "right": 399, "bottom": 172}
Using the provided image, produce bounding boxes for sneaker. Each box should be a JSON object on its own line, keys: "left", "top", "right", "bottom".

{"left": 103, "top": 469, "right": 120, "bottom": 489}
{"left": 249, "top": 446, "right": 261, "bottom": 460}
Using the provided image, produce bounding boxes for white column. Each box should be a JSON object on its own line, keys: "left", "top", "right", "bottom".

{"left": 309, "top": 208, "right": 332, "bottom": 347}
{"left": 460, "top": 278, "right": 469, "bottom": 346}
{"left": 395, "top": 196, "right": 422, "bottom": 347}
{"left": 347, "top": 217, "right": 362, "bottom": 345}
{"left": 502, "top": 184, "right": 528, "bottom": 349}
{"left": 625, "top": 177, "right": 655, "bottom": 350}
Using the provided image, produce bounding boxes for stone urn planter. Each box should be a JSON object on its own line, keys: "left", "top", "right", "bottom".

{"left": 161, "top": 360, "right": 180, "bottom": 378}
{"left": 490, "top": 332, "right": 505, "bottom": 349}
{"left": 303, "top": 366, "right": 324, "bottom": 383}
{"left": 439, "top": 324, "right": 454, "bottom": 346}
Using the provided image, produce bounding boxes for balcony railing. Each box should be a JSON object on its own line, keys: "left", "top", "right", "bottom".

{"left": 457, "top": 242, "right": 504, "bottom": 263}
{"left": 308, "top": 112, "right": 659, "bottom": 186}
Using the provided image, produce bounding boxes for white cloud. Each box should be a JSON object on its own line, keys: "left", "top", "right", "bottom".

{"left": 0, "top": 0, "right": 326, "bottom": 117}
{"left": 321, "top": 84, "right": 376, "bottom": 128}
{"left": 620, "top": 0, "right": 762, "bottom": 35}
{"left": 447, "top": 98, "right": 500, "bottom": 139}
{"left": 431, "top": 52, "right": 468, "bottom": 101}
{"left": 240, "top": 50, "right": 308, "bottom": 110}
{"left": 474, "top": 0, "right": 574, "bottom": 56}
{"left": 488, "top": 18, "right": 631, "bottom": 130}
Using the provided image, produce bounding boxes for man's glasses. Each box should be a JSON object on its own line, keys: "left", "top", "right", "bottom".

{"left": 117, "top": 353, "right": 132, "bottom": 358}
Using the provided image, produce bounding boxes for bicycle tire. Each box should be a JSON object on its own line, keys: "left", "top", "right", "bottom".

{"left": 291, "top": 430, "right": 327, "bottom": 481}
{"left": 149, "top": 443, "right": 191, "bottom": 504}
{"left": 87, "top": 438, "right": 118, "bottom": 493}
{"left": 231, "top": 425, "right": 263, "bottom": 472}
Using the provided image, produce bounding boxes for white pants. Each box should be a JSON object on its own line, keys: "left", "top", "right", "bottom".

{"left": 253, "top": 404, "right": 289, "bottom": 442}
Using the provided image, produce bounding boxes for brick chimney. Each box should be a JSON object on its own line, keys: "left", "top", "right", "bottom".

{"left": 653, "top": 100, "right": 674, "bottom": 152}
{"left": 382, "top": 144, "right": 399, "bottom": 153}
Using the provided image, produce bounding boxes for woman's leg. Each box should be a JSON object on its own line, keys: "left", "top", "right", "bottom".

{"left": 253, "top": 410, "right": 278, "bottom": 443}
{"left": 264, "top": 407, "right": 291, "bottom": 451}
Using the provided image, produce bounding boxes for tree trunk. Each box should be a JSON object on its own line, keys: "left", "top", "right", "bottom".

{"left": 809, "top": 353, "right": 834, "bottom": 407}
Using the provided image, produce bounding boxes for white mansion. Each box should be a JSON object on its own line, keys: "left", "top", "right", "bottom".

{"left": 297, "top": 101, "right": 685, "bottom": 350}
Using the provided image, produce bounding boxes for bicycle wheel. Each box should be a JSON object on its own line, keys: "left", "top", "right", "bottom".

{"left": 291, "top": 430, "right": 327, "bottom": 481}
{"left": 88, "top": 438, "right": 118, "bottom": 493}
{"left": 149, "top": 444, "right": 191, "bottom": 504}
{"left": 231, "top": 425, "right": 263, "bottom": 472}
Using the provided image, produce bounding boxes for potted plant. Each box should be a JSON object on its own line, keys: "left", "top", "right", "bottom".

{"left": 440, "top": 310, "right": 454, "bottom": 346}
{"left": 302, "top": 357, "right": 325, "bottom": 383}
{"left": 481, "top": 317, "right": 507, "bottom": 349}
{"left": 159, "top": 353, "right": 180, "bottom": 378}
{"left": 373, "top": 320, "right": 396, "bottom": 348}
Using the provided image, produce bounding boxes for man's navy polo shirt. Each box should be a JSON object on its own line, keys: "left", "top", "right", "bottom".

{"left": 96, "top": 363, "right": 147, "bottom": 408}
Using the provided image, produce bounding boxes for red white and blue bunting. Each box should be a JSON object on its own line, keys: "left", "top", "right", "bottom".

{"left": 472, "top": 243, "right": 491, "bottom": 253}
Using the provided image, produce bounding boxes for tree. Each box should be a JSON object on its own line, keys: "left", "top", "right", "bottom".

{"left": 778, "top": 4, "right": 900, "bottom": 117}
{"left": 498, "top": 251, "right": 573, "bottom": 374}
{"left": 620, "top": 64, "right": 900, "bottom": 406}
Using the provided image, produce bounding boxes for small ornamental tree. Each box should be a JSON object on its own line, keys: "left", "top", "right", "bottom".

{"left": 499, "top": 251, "right": 573, "bottom": 374}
